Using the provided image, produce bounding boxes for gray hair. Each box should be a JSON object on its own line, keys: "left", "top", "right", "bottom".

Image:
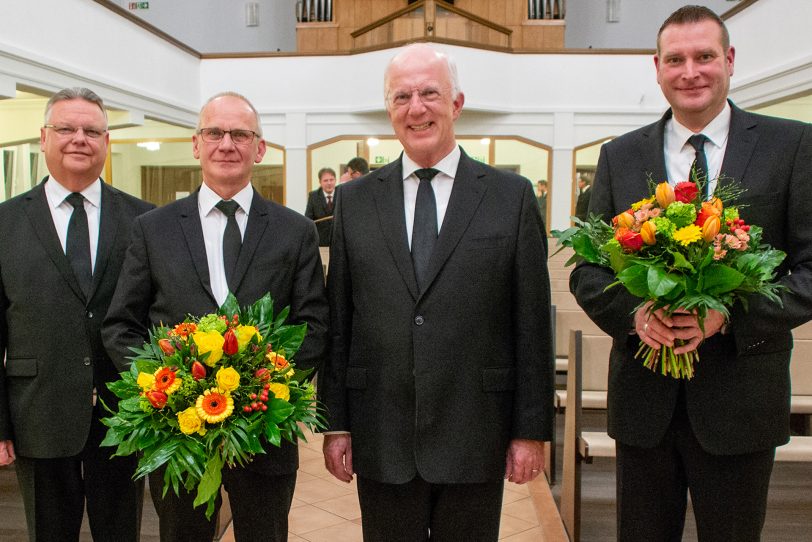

{"left": 197, "top": 91, "right": 263, "bottom": 137}
{"left": 383, "top": 43, "right": 461, "bottom": 108}
{"left": 44, "top": 87, "right": 107, "bottom": 126}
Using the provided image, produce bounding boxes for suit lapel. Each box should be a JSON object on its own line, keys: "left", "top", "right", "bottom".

{"left": 230, "top": 189, "right": 270, "bottom": 293}
{"left": 644, "top": 112, "right": 670, "bottom": 184}
{"left": 178, "top": 192, "right": 217, "bottom": 303}
{"left": 88, "top": 182, "right": 120, "bottom": 302}
{"left": 372, "top": 160, "right": 420, "bottom": 300}
{"left": 22, "top": 179, "right": 87, "bottom": 303}
{"left": 720, "top": 104, "right": 758, "bottom": 188}
{"left": 421, "top": 152, "right": 486, "bottom": 292}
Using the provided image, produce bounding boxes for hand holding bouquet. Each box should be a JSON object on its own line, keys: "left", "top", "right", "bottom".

{"left": 554, "top": 175, "right": 786, "bottom": 379}
{"left": 102, "top": 293, "right": 324, "bottom": 517}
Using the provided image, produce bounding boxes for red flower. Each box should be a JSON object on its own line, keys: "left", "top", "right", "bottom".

{"left": 191, "top": 361, "right": 207, "bottom": 381}
{"left": 254, "top": 368, "right": 271, "bottom": 382}
{"left": 158, "top": 339, "right": 175, "bottom": 355}
{"left": 146, "top": 390, "right": 167, "bottom": 409}
{"left": 223, "top": 329, "right": 238, "bottom": 356}
{"left": 674, "top": 181, "right": 699, "bottom": 203}
{"left": 171, "top": 322, "right": 197, "bottom": 338}
{"left": 616, "top": 227, "right": 643, "bottom": 252}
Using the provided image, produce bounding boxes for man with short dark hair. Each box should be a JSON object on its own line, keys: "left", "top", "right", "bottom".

{"left": 306, "top": 167, "right": 337, "bottom": 246}
{"left": 320, "top": 43, "right": 553, "bottom": 541}
{"left": 570, "top": 6, "right": 812, "bottom": 540}
{"left": 0, "top": 87, "right": 152, "bottom": 541}
{"left": 103, "top": 92, "right": 328, "bottom": 541}
{"left": 346, "top": 156, "right": 369, "bottom": 178}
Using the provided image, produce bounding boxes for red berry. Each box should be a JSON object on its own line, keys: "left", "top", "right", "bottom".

{"left": 243, "top": 406, "right": 252, "bottom": 413}
{"left": 261, "top": 404, "right": 267, "bottom": 411}
{"left": 250, "top": 393, "right": 257, "bottom": 400}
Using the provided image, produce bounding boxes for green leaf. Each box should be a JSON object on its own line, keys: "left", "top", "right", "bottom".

{"left": 616, "top": 264, "right": 650, "bottom": 298}
{"left": 194, "top": 453, "right": 224, "bottom": 518}
{"left": 647, "top": 266, "right": 682, "bottom": 298}
{"left": 669, "top": 249, "right": 695, "bottom": 272}
{"left": 220, "top": 293, "right": 240, "bottom": 319}
{"left": 701, "top": 264, "right": 745, "bottom": 295}
{"left": 264, "top": 422, "right": 282, "bottom": 447}
{"left": 266, "top": 398, "right": 295, "bottom": 423}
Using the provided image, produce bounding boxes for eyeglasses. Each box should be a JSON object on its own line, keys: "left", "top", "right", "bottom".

{"left": 197, "top": 127, "right": 260, "bottom": 145}
{"left": 388, "top": 86, "right": 444, "bottom": 107}
{"left": 44, "top": 125, "right": 107, "bottom": 139}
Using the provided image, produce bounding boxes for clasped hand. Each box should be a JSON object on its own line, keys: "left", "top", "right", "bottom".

{"left": 635, "top": 302, "right": 726, "bottom": 354}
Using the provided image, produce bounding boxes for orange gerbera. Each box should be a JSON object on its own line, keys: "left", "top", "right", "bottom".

{"left": 195, "top": 388, "right": 234, "bottom": 423}
{"left": 153, "top": 367, "right": 181, "bottom": 394}
{"left": 171, "top": 322, "right": 198, "bottom": 338}
{"left": 267, "top": 351, "right": 289, "bottom": 371}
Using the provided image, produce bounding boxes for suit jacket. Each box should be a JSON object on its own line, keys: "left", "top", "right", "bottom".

{"left": 103, "top": 188, "right": 329, "bottom": 474}
{"left": 320, "top": 150, "right": 554, "bottom": 485}
{"left": 570, "top": 103, "right": 812, "bottom": 455}
{"left": 574, "top": 186, "right": 591, "bottom": 221}
{"left": 0, "top": 178, "right": 154, "bottom": 458}
{"left": 305, "top": 188, "right": 336, "bottom": 246}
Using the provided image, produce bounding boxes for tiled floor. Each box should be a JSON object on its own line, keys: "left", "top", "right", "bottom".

{"left": 220, "top": 429, "right": 546, "bottom": 541}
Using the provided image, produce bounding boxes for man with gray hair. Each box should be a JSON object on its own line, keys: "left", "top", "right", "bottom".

{"left": 320, "top": 44, "right": 554, "bottom": 540}
{"left": 0, "top": 87, "right": 152, "bottom": 541}
{"left": 104, "top": 91, "right": 328, "bottom": 541}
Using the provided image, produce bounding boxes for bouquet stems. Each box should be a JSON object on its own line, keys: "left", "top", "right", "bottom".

{"left": 636, "top": 340, "right": 699, "bottom": 379}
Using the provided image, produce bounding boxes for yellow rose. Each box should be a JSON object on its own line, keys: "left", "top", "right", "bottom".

{"left": 216, "top": 366, "right": 240, "bottom": 392}
{"left": 177, "top": 407, "right": 204, "bottom": 435}
{"left": 235, "top": 325, "right": 260, "bottom": 352}
{"left": 268, "top": 383, "right": 290, "bottom": 402}
{"left": 137, "top": 372, "right": 155, "bottom": 391}
{"left": 193, "top": 330, "right": 225, "bottom": 367}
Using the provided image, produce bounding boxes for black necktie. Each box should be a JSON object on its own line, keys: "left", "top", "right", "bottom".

{"left": 688, "top": 134, "right": 710, "bottom": 199}
{"left": 216, "top": 200, "right": 242, "bottom": 290}
{"left": 326, "top": 194, "right": 333, "bottom": 212}
{"left": 65, "top": 192, "right": 92, "bottom": 297}
{"left": 411, "top": 168, "right": 440, "bottom": 291}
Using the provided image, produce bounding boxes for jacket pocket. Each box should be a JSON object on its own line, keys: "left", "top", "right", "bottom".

{"left": 6, "top": 358, "right": 37, "bottom": 377}
{"left": 482, "top": 367, "right": 516, "bottom": 391}
{"left": 345, "top": 366, "right": 367, "bottom": 389}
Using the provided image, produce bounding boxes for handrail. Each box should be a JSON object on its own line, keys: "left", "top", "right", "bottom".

{"left": 351, "top": 0, "right": 511, "bottom": 46}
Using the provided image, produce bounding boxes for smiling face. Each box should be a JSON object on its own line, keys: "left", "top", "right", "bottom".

{"left": 40, "top": 98, "right": 109, "bottom": 191}
{"left": 385, "top": 45, "right": 464, "bottom": 168}
{"left": 193, "top": 95, "right": 266, "bottom": 199}
{"left": 655, "top": 20, "right": 734, "bottom": 132}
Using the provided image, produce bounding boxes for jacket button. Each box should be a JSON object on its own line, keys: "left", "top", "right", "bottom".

{"left": 414, "top": 316, "right": 424, "bottom": 326}
{"left": 87, "top": 311, "right": 94, "bottom": 319}
{"left": 83, "top": 357, "right": 91, "bottom": 366}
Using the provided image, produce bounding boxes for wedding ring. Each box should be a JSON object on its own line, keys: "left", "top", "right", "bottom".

{"left": 531, "top": 468, "right": 539, "bottom": 473}
{"left": 643, "top": 322, "right": 648, "bottom": 333}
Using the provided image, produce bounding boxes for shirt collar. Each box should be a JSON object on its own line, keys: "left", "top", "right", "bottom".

{"left": 199, "top": 182, "right": 254, "bottom": 216}
{"left": 669, "top": 101, "right": 731, "bottom": 150}
{"left": 401, "top": 144, "right": 461, "bottom": 181}
{"left": 45, "top": 176, "right": 102, "bottom": 209}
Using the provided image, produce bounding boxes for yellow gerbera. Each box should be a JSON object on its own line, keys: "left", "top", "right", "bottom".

{"left": 195, "top": 388, "right": 234, "bottom": 423}
{"left": 631, "top": 196, "right": 655, "bottom": 211}
{"left": 672, "top": 224, "right": 703, "bottom": 246}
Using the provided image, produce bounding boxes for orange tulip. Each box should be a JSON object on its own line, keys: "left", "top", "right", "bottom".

{"left": 614, "top": 211, "right": 635, "bottom": 229}
{"left": 655, "top": 182, "right": 675, "bottom": 208}
{"left": 709, "top": 197, "right": 723, "bottom": 214}
{"left": 640, "top": 221, "right": 657, "bottom": 245}
{"left": 702, "top": 215, "right": 721, "bottom": 242}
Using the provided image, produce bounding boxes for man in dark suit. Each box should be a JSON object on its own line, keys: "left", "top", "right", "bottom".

{"left": 320, "top": 44, "right": 554, "bottom": 541}
{"left": 570, "top": 6, "right": 812, "bottom": 541}
{"left": 305, "top": 166, "right": 337, "bottom": 245}
{"left": 103, "top": 92, "right": 328, "bottom": 542}
{"left": 0, "top": 87, "right": 152, "bottom": 541}
{"left": 574, "top": 175, "right": 590, "bottom": 221}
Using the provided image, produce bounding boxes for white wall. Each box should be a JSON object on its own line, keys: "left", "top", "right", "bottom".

{"left": 565, "top": 0, "right": 736, "bottom": 49}
{"left": 109, "top": 0, "right": 298, "bottom": 53}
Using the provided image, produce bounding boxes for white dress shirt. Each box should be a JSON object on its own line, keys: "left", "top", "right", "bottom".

{"left": 402, "top": 145, "right": 460, "bottom": 247}
{"left": 44, "top": 176, "right": 102, "bottom": 272}
{"left": 198, "top": 182, "right": 253, "bottom": 306}
{"left": 664, "top": 102, "right": 731, "bottom": 199}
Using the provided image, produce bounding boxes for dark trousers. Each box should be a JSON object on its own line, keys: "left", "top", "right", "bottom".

{"left": 616, "top": 393, "right": 775, "bottom": 542}
{"left": 357, "top": 474, "right": 504, "bottom": 542}
{"left": 15, "top": 407, "right": 143, "bottom": 542}
{"left": 149, "top": 466, "right": 296, "bottom": 542}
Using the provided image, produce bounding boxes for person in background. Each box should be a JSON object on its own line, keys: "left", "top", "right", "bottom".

{"left": 320, "top": 43, "right": 554, "bottom": 542}
{"left": 103, "top": 92, "right": 328, "bottom": 542}
{"left": 536, "top": 179, "right": 548, "bottom": 226}
{"left": 0, "top": 87, "right": 152, "bottom": 541}
{"left": 345, "top": 156, "right": 369, "bottom": 179}
{"left": 306, "top": 166, "right": 337, "bottom": 246}
{"left": 570, "top": 6, "right": 812, "bottom": 541}
{"left": 574, "top": 174, "right": 591, "bottom": 221}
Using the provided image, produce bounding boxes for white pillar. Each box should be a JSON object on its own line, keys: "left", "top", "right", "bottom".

{"left": 283, "top": 112, "right": 308, "bottom": 214}
{"left": 550, "top": 112, "right": 575, "bottom": 233}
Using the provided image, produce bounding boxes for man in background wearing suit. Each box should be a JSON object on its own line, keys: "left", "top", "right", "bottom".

{"left": 320, "top": 44, "right": 554, "bottom": 541}
{"left": 0, "top": 87, "right": 152, "bottom": 541}
{"left": 574, "top": 175, "right": 590, "bottom": 221}
{"left": 103, "top": 92, "right": 328, "bottom": 542}
{"left": 570, "top": 6, "right": 812, "bottom": 541}
{"left": 305, "top": 166, "right": 337, "bottom": 246}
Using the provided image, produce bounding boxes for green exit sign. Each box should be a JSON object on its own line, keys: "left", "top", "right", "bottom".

{"left": 129, "top": 2, "right": 149, "bottom": 9}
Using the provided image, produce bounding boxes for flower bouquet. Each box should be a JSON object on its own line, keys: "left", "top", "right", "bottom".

{"left": 101, "top": 293, "right": 324, "bottom": 517}
{"left": 553, "top": 175, "right": 786, "bottom": 379}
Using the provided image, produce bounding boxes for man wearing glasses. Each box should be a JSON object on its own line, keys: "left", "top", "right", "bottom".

{"left": 104, "top": 92, "right": 328, "bottom": 541}
{"left": 0, "top": 87, "right": 153, "bottom": 541}
{"left": 320, "top": 44, "right": 554, "bottom": 541}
